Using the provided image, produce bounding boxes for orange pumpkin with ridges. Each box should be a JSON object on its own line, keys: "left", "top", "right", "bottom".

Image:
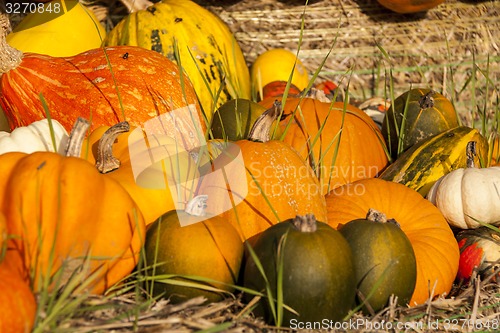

{"left": 325, "top": 178, "right": 459, "bottom": 306}
{"left": 0, "top": 118, "right": 146, "bottom": 294}
{"left": 260, "top": 92, "right": 389, "bottom": 194}
{"left": 0, "top": 21, "right": 205, "bottom": 139}
{"left": 198, "top": 102, "right": 327, "bottom": 243}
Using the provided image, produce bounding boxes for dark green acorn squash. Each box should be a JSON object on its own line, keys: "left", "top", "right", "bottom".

{"left": 339, "top": 209, "right": 417, "bottom": 314}
{"left": 382, "top": 88, "right": 459, "bottom": 160}
{"left": 243, "top": 214, "right": 356, "bottom": 327}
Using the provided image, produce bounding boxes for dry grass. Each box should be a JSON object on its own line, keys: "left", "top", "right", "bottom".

{"left": 38, "top": 270, "right": 500, "bottom": 332}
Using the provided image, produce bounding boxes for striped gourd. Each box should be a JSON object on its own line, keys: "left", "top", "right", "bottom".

{"left": 379, "top": 126, "right": 488, "bottom": 196}
{"left": 104, "top": 0, "right": 251, "bottom": 125}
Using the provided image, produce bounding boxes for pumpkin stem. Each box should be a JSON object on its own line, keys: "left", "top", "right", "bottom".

{"left": 185, "top": 195, "right": 208, "bottom": 217}
{"left": 366, "top": 208, "right": 400, "bottom": 227}
{"left": 303, "top": 88, "right": 331, "bottom": 103}
{"left": 291, "top": 214, "right": 317, "bottom": 233}
{"left": 466, "top": 141, "right": 477, "bottom": 168}
{"left": 65, "top": 118, "right": 91, "bottom": 157}
{"left": 96, "top": 121, "right": 130, "bottom": 173}
{"left": 0, "top": 14, "right": 23, "bottom": 75}
{"left": 247, "top": 101, "right": 281, "bottom": 142}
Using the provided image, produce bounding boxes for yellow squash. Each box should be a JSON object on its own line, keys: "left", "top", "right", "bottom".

{"left": 7, "top": 0, "right": 105, "bottom": 57}
{"left": 104, "top": 0, "right": 251, "bottom": 125}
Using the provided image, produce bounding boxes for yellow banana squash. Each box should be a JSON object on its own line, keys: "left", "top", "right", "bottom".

{"left": 104, "top": 0, "right": 251, "bottom": 125}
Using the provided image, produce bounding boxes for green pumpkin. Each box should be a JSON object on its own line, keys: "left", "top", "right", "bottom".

{"left": 339, "top": 209, "right": 417, "bottom": 313}
{"left": 243, "top": 214, "right": 355, "bottom": 327}
{"left": 144, "top": 196, "right": 244, "bottom": 304}
{"left": 211, "top": 98, "right": 282, "bottom": 141}
{"left": 382, "top": 88, "right": 459, "bottom": 159}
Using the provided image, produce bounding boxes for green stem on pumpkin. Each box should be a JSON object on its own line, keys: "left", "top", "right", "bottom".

{"left": 0, "top": 13, "right": 23, "bottom": 75}
{"left": 291, "top": 214, "right": 318, "bottom": 233}
{"left": 247, "top": 100, "right": 281, "bottom": 143}
{"left": 65, "top": 117, "right": 90, "bottom": 157}
{"left": 96, "top": 121, "right": 130, "bottom": 173}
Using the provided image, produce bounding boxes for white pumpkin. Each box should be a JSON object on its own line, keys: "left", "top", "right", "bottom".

{"left": 0, "top": 119, "right": 69, "bottom": 155}
{"left": 427, "top": 142, "right": 500, "bottom": 229}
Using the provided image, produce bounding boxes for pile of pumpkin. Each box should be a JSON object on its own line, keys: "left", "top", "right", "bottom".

{"left": 1, "top": 0, "right": 499, "bottom": 331}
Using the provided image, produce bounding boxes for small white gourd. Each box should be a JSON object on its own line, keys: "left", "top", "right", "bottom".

{"left": 0, "top": 119, "right": 69, "bottom": 155}
{"left": 427, "top": 141, "right": 500, "bottom": 229}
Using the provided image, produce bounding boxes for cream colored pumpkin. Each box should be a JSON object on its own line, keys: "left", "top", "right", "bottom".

{"left": 0, "top": 119, "right": 68, "bottom": 155}
{"left": 427, "top": 142, "right": 500, "bottom": 229}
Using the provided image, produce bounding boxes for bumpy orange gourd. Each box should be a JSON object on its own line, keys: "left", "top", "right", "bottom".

{"left": 376, "top": 0, "right": 445, "bottom": 13}
{"left": 0, "top": 119, "right": 146, "bottom": 294}
{"left": 198, "top": 102, "right": 327, "bottom": 242}
{"left": 325, "top": 178, "right": 459, "bottom": 306}
{"left": 260, "top": 92, "right": 389, "bottom": 194}
{"left": 0, "top": 19, "right": 204, "bottom": 134}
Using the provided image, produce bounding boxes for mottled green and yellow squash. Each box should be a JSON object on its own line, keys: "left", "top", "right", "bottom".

{"left": 379, "top": 126, "right": 488, "bottom": 196}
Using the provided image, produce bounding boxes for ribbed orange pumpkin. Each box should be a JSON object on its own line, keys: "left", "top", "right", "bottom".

{"left": 0, "top": 18, "right": 205, "bottom": 134}
{"left": 0, "top": 119, "right": 146, "bottom": 294}
{"left": 198, "top": 102, "right": 327, "bottom": 243}
{"left": 376, "top": 0, "right": 445, "bottom": 13}
{"left": 260, "top": 93, "right": 389, "bottom": 194}
{"left": 325, "top": 178, "right": 459, "bottom": 306}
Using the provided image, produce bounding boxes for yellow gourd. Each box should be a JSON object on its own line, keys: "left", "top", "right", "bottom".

{"left": 6, "top": 0, "right": 105, "bottom": 57}
{"left": 105, "top": 0, "right": 251, "bottom": 125}
{"left": 251, "top": 48, "right": 309, "bottom": 101}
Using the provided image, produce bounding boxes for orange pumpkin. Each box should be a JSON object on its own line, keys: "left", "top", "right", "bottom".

{"left": 325, "top": 178, "right": 459, "bottom": 306}
{"left": 0, "top": 118, "right": 146, "bottom": 294}
{"left": 0, "top": 262, "right": 37, "bottom": 333}
{"left": 376, "top": 0, "right": 445, "bottom": 13}
{"left": 0, "top": 20, "right": 205, "bottom": 134}
{"left": 0, "top": 211, "right": 36, "bottom": 333}
{"left": 198, "top": 102, "right": 327, "bottom": 242}
{"left": 489, "top": 133, "right": 500, "bottom": 166}
{"left": 260, "top": 92, "right": 389, "bottom": 194}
